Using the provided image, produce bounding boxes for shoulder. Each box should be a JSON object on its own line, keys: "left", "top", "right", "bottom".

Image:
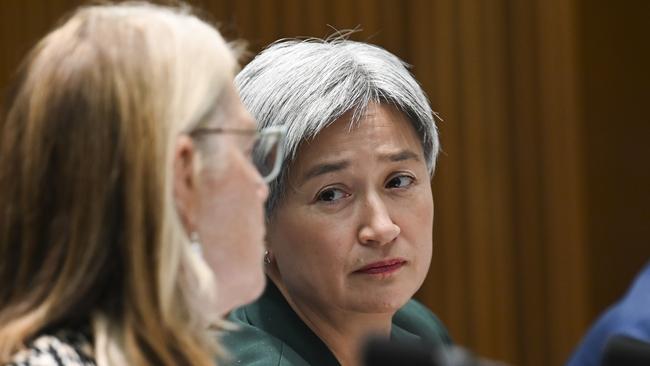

{"left": 221, "top": 310, "right": 310, "bottom": 366}
{"left": 394, "top": 299, "right": 453, "bottom": 345}
{"left": 587, "top": 265, "right": 650, "bottom": 341}
{"left": 7, "top": 330, "right": 95, "bottom": 366}
{"left": 567, "top": 265, "right": 650, "bottom": 366}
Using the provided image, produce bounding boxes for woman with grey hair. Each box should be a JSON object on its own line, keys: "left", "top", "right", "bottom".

{"left": 222, "top": 38, "right": 451, "bottom": 366}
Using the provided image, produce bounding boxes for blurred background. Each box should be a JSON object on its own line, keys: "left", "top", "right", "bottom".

{"left": 1, "top": 1, "right": 648, "bottom": 365}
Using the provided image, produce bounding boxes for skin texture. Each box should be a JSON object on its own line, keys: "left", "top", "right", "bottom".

{"left": 266, "top": 102, "right": 434, "bottom": 365}
{"left": 174, "top": 82, "right": 269, "bottom": 315}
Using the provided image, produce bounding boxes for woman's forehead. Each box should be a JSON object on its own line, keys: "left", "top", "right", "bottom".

{"left": 306, "top": 103, "right": 418, "bottom": 149}
{"left": 289, "top": 104, "right": 424, "bottom": 178}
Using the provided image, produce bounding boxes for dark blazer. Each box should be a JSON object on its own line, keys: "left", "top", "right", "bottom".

{"left": 220, "top": 280, "right": 452, "bottom": 366}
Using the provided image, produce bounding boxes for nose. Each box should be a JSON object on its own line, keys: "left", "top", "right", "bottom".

{"left": 241, "top": 149, "right": 269, "bottom": 202}
{"left": 249, "top": 163, "right": 268, "bottom": 202}
{"left": 357, "top": 194, "right": 400, "bottom": 246}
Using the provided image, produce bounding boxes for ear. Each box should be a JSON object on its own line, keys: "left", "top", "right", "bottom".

{"left": 173, "top": 134, "right": 199, "bottom": 234}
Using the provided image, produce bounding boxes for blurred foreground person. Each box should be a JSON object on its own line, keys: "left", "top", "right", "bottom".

{"left": 222, "top": 38, "right": 451, "bottom": 366}
{"left": 0, "top": 2, "right": 284, "bottom": 365}
{"left": 567, "top": 262, "right": 650, "bottom": 366}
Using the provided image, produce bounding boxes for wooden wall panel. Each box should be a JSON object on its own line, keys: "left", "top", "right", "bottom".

{"left": 507, "top": 1, "right": 548, "bottom": 364}
{"left": 422, "top": 0, "right": 472, "bottom": 348}
{"left": 535, "top": 0, "right": 588, "bottom": 363}
{"left": 2, "top": 1, "right": 648, "bottom": 365}
{"left": 578, "top": 0, "right": 650, "bottom": 324}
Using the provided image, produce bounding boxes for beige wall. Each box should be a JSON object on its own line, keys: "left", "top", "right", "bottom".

{"left": 1, "top": 1, "right": 648, "bottom": 365}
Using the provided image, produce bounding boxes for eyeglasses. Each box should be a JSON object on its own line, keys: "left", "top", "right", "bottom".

{"left": 189, "top": 125, "right": 286, "bottom": 183}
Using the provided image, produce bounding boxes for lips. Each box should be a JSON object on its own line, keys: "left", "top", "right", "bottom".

{"left": 355, "top": 258, "right": 406, "bottom": 275}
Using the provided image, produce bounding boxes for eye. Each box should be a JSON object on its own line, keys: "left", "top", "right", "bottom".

{"left": 316, "top": 187, "right": 349, "bottom": 203}
{"left": 386, "top": 175, "right": 415, "bottom": 189}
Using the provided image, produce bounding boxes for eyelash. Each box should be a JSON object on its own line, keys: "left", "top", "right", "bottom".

{"left": 314, "top": 174, "right": 417, "bottom": 204}
{"left": 315, "top": 187, "right": 350, "bottom": 203}
{"left": 385, "top": 174, "right": 416, "bottom": 189}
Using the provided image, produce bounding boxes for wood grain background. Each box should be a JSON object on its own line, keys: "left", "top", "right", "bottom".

{"left": 1, "top": 1, "right": 648, "bottom": 365}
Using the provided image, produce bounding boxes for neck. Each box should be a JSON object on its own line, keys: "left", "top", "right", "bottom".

{"left": 269, "top": 274, "right": 394, "bottom": 366}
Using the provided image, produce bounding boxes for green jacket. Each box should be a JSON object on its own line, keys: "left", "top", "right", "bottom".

{"left": 220, "top": 280, "right": 452, "bottom": 366}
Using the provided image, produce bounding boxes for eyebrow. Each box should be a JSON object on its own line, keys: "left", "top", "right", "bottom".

{"left": 299, "top": 149, "right": 421, "bottom": 185}
{"left": 379, "top": 149, "right": 421, "bottom": 163}
{"left": 301, "top": 160, "right": 350, "bottom": 184}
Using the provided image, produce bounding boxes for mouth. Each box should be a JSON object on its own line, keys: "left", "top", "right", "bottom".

{"left": 354, "top": 258, "right": 407, "bottom": 275}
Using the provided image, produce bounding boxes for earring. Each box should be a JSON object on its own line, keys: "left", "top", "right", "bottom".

{"left": 190, "top": 231, "right": 202, "bottom": 255}
{"left": 264, "top": 250, "right": 272, "bottom": 264}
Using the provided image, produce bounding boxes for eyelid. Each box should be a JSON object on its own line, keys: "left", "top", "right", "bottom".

{"left": 390, "top": 171, "right": 416, "bottom": 180}
{"left": 386, "top": 172, "right": 417, "bottom": 188}
{"left": 313, "top": 185, "right": 350, "bottom": 203}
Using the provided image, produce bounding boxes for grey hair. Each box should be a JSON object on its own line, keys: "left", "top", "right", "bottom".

{"left": 235, "top": 38, "right": 440, "bottom": 216}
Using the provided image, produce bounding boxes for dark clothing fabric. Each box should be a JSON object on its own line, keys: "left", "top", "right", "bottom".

{"left": 221, "top": 280, "right": 452, "bottom": 366}
{"left": 567, "top": 262, "right": 650, "bottom": 366}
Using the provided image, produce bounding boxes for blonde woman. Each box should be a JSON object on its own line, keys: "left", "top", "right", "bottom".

{"left": 0, "top": 2, "right": 284, "bottom": 365}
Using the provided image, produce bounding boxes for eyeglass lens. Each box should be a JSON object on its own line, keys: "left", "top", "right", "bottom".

{"left": 253, "top": 131, "right": 282, "bottom": 182}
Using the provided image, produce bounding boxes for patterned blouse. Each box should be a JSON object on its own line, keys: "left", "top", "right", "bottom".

{"left": 6, "top": 329, "right": 95, "bottom": 366}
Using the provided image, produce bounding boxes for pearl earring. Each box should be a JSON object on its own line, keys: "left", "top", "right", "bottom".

{"left": 264, "top": 250, "right": 272, "bottom": 264}
{"left": 190, "top": 231, "right": 202, "bottom": 255}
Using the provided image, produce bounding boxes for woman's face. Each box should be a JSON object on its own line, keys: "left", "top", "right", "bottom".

{"left": 267, "top": 102, "right": 433, "bottom": 315}
{"left": 193, "top": 83, "right": 269, "bottom": 314}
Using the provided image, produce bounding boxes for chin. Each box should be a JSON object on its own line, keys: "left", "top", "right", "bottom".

{"left": 345, "top": 277, "right": 419, "bottom": 314}
{"left": 241, "top": 269, "right": 267, "bottom": 304}
{"left": 217, "top": 270, "right": 266, "bottom": 314}
{"left": 351, "top": 289, "right": 414, "bottom": 314}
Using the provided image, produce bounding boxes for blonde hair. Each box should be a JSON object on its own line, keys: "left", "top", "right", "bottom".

{"left": 0, "top": 2, "right": 238, "bottom": 365}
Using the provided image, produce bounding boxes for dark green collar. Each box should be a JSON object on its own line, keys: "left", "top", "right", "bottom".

{"left": 241, "top": 279, "right": 425, "bottom": 366}
{"left": 242, "top": 279, "right": 340, "bottom": 365}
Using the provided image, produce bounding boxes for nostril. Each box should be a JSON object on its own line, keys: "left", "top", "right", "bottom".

{"left": 391, "top": 226, "right": 401, "bottom": 240}
{"left": 358, "top": 222, "right": 400, "bottom": 246}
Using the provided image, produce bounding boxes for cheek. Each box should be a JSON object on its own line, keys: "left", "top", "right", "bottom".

{"left": 413, "top": 199, "right": 434, "bottom": 234}
{"left": 411, "top": 185, "right": 434, "bottom": 228}
{"left": 272, "top": 214, "right": 352, "bottom": 276}
{"left": 413, "top": 201, "right": 434, "bottom": 271}
{"left": 197, "top": 163, "right": 265, "bottom": 258}
{"left": 398, "top": 194, "right": 434, "bottom": 254}
{"left": 198, "top": 185, "right": 235, "bottom": 233}
{"left": 200, "top": 161, "right": 256, "bottom": 219}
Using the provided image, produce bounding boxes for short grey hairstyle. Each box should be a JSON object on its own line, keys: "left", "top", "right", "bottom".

{"left": 235, "top": 38, "right": 440, "bottom": 216}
